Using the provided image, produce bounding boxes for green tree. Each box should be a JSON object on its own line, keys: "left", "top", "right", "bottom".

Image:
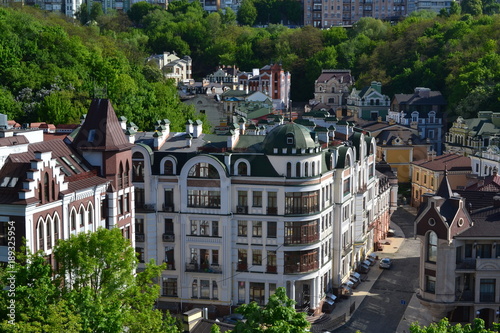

{"left": 0, "top": 229, "right": 179, "bottom": 333}
{"left": 75, "top": 2, "right": 90, "bottom": 25}
{"left": 237, "top": 0, "right": 258, "bottom": 26}
{"left": 450, "top": 1, "right": 462, "bottom": 15}
{"left": 410, "top": 318, "right": 500, "bottom": 332}
{"left": 211, "top": 323, "right": 222, "bottom": 333}
{"left": 232, "top": 287, "right": 310, "bottom": 333}
{"left": 461, "top": 0, "right": 483, "bottom": 15}
{"left": 90, "top": 2, "right": 104, "bottom": 21}
{"left": 219, "top": 7, "right": 237, "bottom": 25}
{"left": 128, "top": 1, "right": 160, "bottom": 26}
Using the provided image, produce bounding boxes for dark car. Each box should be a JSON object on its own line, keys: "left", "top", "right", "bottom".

{"left": 222, "top": 313, "right": 245, "bottom": 324}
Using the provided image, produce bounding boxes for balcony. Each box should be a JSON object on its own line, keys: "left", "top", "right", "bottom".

{"left": 162, "top": 204, "right": 174, "bottom": 212}
{"left": 267, "top": 207, "right": 278, "bottom": 215}
{"left": 142, "top": 204, "right": 155, "bottom": 211}
{"left": 162, "top": 233, "right": 175, "bottom": 242}
{"left": 284, "top": 233, "right": 319, "bottom": 245}
{"left": 236, "top": 205, "right": 248, "bottom": 214}
{"left": 185, "top": 262, "right": 222, "bottom": 274}
{"left": 456, "top": 259, "right": 476, "bottom": 270}
{"left": 164, "top": 261, "right": 175, "bottom": 270}
{"left": 455, "top": 290, "right": 474, "bottom": 302}
{"left": 135, "top": 233, "right": 145, "bottom": 243}
{"left": 237, "top": 263, "right": 248, "bottom": 271}
{"left": 284, "top": 262, "right": 319, "bottom": 274}
{"left": 267, "top": 265, "right": 277, "bottom": 274}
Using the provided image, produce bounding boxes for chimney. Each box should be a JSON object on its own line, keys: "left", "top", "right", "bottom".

{"left": 186, "top": 133, "right": 193, "bottom": 148}
{"left": 186, "top": 120, "right": 193, "bottom": 135}
{"left": 192, "top": 120, "right": 203, "bottom": 138}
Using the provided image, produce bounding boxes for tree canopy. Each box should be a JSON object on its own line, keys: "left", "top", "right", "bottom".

{"left": 232, "top": 287, "right": 310, "bottom": 333}
{"left": 410, "top": 318, "right": 500, "bottom": 333}
{"left": 0, "top": 228, "right": 180, "bottom": 333}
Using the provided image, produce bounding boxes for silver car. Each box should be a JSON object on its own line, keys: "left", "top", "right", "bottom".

{"left": 379, "top": 258, "right": 392, "bottom": 269}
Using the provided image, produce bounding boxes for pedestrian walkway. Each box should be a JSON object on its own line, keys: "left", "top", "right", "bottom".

{"left": 309, "top": 205, "right": 434, "bottom": 333}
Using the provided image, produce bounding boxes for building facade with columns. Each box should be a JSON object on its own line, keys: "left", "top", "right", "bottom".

{"left": 129, "top": 115, "right": 397, "bottom": 316}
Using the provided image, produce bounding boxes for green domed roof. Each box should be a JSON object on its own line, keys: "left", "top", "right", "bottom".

{"left": 262, "top": 123, "right": 319, "bottom": 154}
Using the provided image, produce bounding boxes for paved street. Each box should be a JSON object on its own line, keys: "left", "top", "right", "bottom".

{"left": 333, "top": 207, "right": 420, "bottom": 333}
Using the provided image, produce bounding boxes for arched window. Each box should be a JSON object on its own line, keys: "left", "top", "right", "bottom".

{"left": 312, "top": 161, "right": 316, "bottom": 176}
{"left": 286, "top": 162, "right": 292, "bottom": 178}
{"left": 124, "top": 161, "right": 130, "bottom": 186}
{"left": 345, "top": 154, "right": 351, "bottom": 168}
{"left": 132, "top": 152, "right": 145, "bottom": 182}
{"left": 46, "top": 218, "right": 52, "bottom": 250}
{"left": 296, "top": 162, "right": 301, "bottom": 177}
{"left": 54, "top": 215, "right": 60, "bottom": 242}
{"left": 305, "top": 162, "right": 309, "bottom": 177}
{"left": 88, "top": 204, "right": 94, "bottom": 225}
{"left": 164, "top": 160, "right": 174, "bottom": 175}
{"left": 189, "top": 162, "right": 219, "bottom": 178}
{"left": 427, "top": 231, "right": 438, "bottom": 262}
{"left": 52, "top": 180, "right": 56, "bottom": 200}
{"left": 38, "top": 182, "right": 42, "bottom": 201}
{"left": 38, "top": 220, "right": 44, "bottom": 251}
{"left": 79, "top": 206, "right": 85, "bottom": 227}
{"left": 44, "top": 172, "right": 50, "bottom": 202}
{"left": 118, "top": 162, "right": 124, "bottom": 189}
{"left": 237, "top": 163, "right": 248, "bottom": 176}
{"left": 71, "top": 209, "right": 77, "bottom": 231}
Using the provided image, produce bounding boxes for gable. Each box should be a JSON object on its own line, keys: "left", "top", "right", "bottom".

{"left": 415, "top": 203, "right": 449, "bottom": 240}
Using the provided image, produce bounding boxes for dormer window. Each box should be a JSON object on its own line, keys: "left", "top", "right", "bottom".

{"left": 286, "top": 133, "right": 294, "bottom": 145}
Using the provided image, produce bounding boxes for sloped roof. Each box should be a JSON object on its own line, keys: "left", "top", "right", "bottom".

{"left": 0, "top": 139, "right": 107, "bottom": 204}
{"left": 412, "top": 154, "right": 472, "bottom": 172}
{"left": 71, "top": 99, "right": 133, "bottom": 152}
{"left": 465, "top": 174, "right": 500, "bottom": 191}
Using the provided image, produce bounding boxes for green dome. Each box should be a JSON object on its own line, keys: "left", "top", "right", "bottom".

{"left": 262, "top": 123, "right": 319, "bottom": 154}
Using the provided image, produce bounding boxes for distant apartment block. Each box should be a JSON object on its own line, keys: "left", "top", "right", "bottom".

{"left": 147, "top": 52, "right": 193, "bottom": 84}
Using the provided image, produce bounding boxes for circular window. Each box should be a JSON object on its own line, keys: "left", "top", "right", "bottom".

{"left": 457, "top": 218, "right": 464, "bottom": 227}
{"left": 428, "top": 218, "right": 436, "bottom": 226}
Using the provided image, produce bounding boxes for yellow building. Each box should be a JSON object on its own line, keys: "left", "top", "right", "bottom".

{"left": 360, "top": 121, "right": 431, "bottom": 183}
{"left": 411, "top": 153, "right": 472, "bottom": 208}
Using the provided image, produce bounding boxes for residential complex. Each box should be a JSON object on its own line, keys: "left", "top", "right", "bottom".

{"left": 129, "top": 113, "right": 397, "bottom": 315}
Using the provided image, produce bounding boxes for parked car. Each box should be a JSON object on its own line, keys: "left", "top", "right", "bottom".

{"left": 356, "top": 262, "right": 370, "bottom": 274}
{"left": 348, "top": 276, "right": 360, "bottom": 288}
{"left": 222, "top": 313, "right": 245, "bottom": 324}
{"left": 379, "top": 257, "right": 392, "bottom": 269}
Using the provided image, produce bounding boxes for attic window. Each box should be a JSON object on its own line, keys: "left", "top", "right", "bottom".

{"left": 88, "top": 129, "right": 96, "bottom": 143}
{"left": 286, "top": 134, "right": 294, "bottom": 145}
{"left": 457, "top": 218, "right": 464, "bottom": 227}
{"left": 428, "top": 218, "right": 436, "bottom": 226}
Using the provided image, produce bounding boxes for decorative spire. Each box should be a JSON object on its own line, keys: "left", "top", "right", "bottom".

{"left": 436, "top": 164, "right": 453, "bottom": 199}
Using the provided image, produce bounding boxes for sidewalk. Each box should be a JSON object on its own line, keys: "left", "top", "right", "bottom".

{"left": 310, "top": 205, "right": 435, "bottom": 333}
{"left": 310, "top": 220, "right": 406, "bottom": 332}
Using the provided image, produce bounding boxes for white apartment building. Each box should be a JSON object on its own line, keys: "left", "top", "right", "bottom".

{"left": 129, "top": 117, "right": 395, "bottom": 316}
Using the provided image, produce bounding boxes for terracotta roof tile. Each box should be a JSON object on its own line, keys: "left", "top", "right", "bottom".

{"left": 412, "top": 154, "right": 472, "bottom": 171}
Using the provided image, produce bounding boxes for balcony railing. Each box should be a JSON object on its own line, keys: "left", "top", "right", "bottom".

{"left": 162, "top": 233, "right": 175, "bottom": 242}
{"left": 164, "top": 261, "right": 175, "bottom": 270}
{"left": 267, "top": 265, "right": 277, "bottom": 273}
{"left": 185, "top": 262, "right": 222, "bottom": 274}
{"left": 455, "top": 290, "right": 474, "bottom": 302}
{"left": 237, "top": 263, "right": 248, "bottom": 271}
{"left": 284, "top": 234, "right": 319, "bottom": 245}
{"left": 162, "top": 204, "right": 174, "bottom": 212}
{"left": 284, "top": 262, "right": 319, "bottom": 274}
{"left": 267, "top": 207, "right": 278, "bottom": 215}
{"left": 236, "top": 205, "right": 248, "bottom": 214}
{"left": 456, "top": 259, "right": 476, "bottom": 270}
{"left": 136, "top": 233, "right": 145, "bottom": 242}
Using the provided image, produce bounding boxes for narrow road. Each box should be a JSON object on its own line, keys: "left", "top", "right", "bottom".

{"left": 333, "top": 207, "right": 419, "bottom": 333}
